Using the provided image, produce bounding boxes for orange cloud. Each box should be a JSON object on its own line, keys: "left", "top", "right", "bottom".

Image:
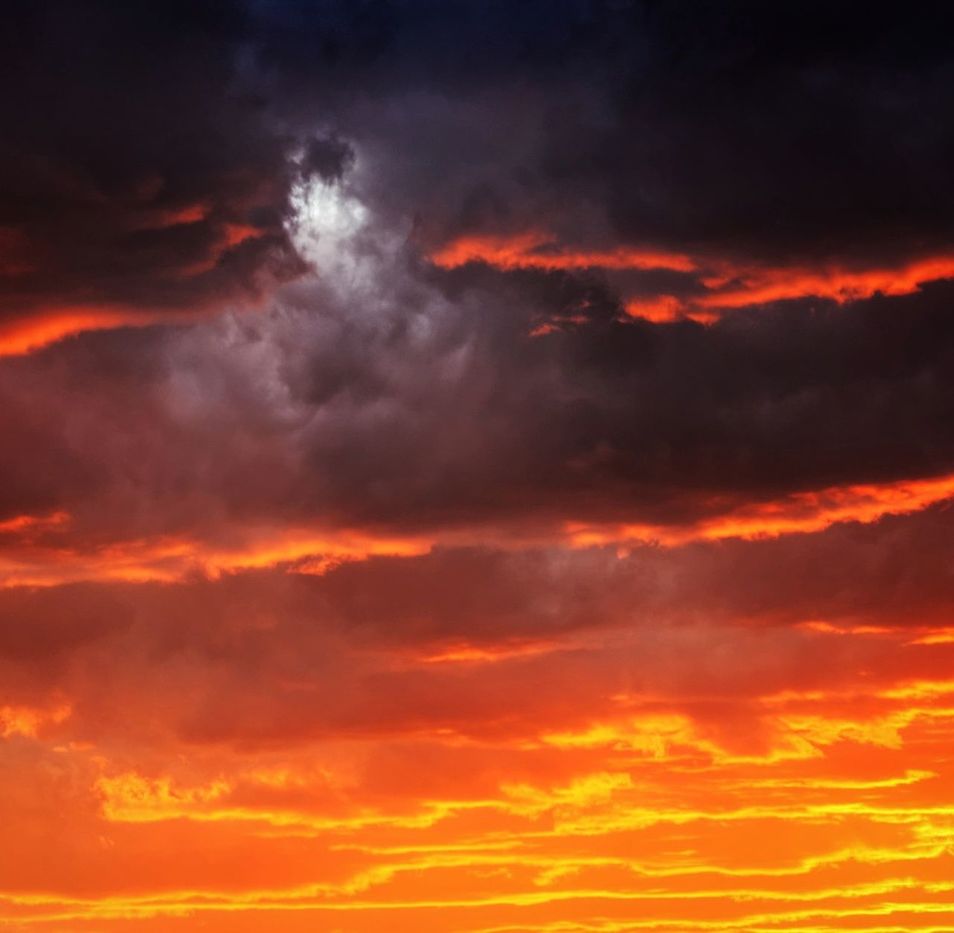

{"left": 0, "top": 219, "right": 269, "bottom": 356}
{"left": 624, "top": 295, "right": 721, "bottom": 325}
{"left": 136, "top": 201, "right": 211, "bottom": 230}
{"left": 5, "top": 473, "right": 954, "bottom": 588}
{"left": 0, "top": 701, "right": 71, "bottom": 738}
{"left": 429, "top": 232, "right": 954, "bottom": 323}
{"left": 699, "top": 254, "right": 954, "bottom": 309}
{"left": 412, "top": 639, "right": 567, "bottom": 665}
{"left": 0, "top": 510, "right": 69, "bottom": 535}
{"left": 0, "top": 525, "right": 432, "bottom": 587}
{"left": 6, "top": 659, "right": 954, "bottom": 932}
{"left": 0, "top": 308, "right": 169, "bottom": 357}
{"left": 429, "top": 232, "right": 696, "bottom": 273}
{"left": 629, "top": 253, "right": 954, "bottom": 321}
{"left": 566, "top": 471, "right": 954, "bottom": 547}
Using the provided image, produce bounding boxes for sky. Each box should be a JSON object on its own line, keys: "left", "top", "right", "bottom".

{"left": 4, "top": 2, "right": 954, "bottom": 931}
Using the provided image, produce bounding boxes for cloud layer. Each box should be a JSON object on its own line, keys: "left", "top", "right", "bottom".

{"left": 4, "top": 3, "right": 954, "bottom": 931}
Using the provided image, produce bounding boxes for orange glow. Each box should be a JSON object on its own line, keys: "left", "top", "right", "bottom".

{"left": 905, "top": 628, "right": 954, "bottom": 646}
{"left": 11, "top": 239, "right": 953, "bottom": 363}
{"left": 143, "top": 202, "right": 210, "bottom": 228}
{"left": 624, "top": 295, "right": 685, "bottom": 322}
{"left": 699, "top": 254, "right": 954, "bottom": 309}
{"left": 414, "top": 640, "right": 565, "bottom": 664}
{"left": 0, "top": 222, "right": 264, "bottom": 357}
{"left": 429, "top": 232, "right": 697, "bottom": 273}
{"left": 5, "top": 474, "right": 954, "bottom": 589}
{"left": 0, "top": 510, "right": 69, "bottom": 534}
{"left": 222, "top": 222, "right": 262, "bottom": 248}
{"left": 695, "top": 472, "right": 954, "bottom": 539}
{"left": 798, "top": 620, "right": 896, "bottom": 637}
{"left": 178, "top": 222, "right": 265, "bottom": 277}
{"left": 0, "top": 701, "right": 71, "bottom": 738}
{"left": 0, "top": 525, "right": 432, "bottom": 587}
{"left": 4, "top": 482, "right": 954, "bottom": 931}
{"left": 0, "top": 308, "right": 166, "bottom": 357}
{"left": 429, "top": 231, "right": 954, "bottom": 322}
{"left": 566, "top": 471, "right": 954, "bottom": 547}
{"left": 634, "top": 253, "right": 954, "bottom": 319}
{"left": 5, "top": 661, "right": 954, "bottom": 931}
{"left": 625, "top": 295, "right": 719, "bottom": 325}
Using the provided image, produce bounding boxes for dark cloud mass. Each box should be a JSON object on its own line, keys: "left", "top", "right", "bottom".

{"left": 6, "top": 0, "right": 954, "bottom": 327}
{"left": 1, "top": 0, "right": 954, "bottom": 685}
{"left": 2, "top": 266, "right": 954, "bottom": 540}
{"left": 0, "top": 0, "right": 303, "bottom": 323}
{"left": 248, "top": 0, "right": 954, "bottom": 261}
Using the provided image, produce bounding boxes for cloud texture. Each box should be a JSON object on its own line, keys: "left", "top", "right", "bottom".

{"left": 4, "top": 3, "right": 954, "bottom": 931}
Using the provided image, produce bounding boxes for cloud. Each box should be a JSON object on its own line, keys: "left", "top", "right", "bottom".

{"left": 0, "top": 0, "right": 307, "bottom": 345}
{"left": 4, "top": 191, "right": 954, "bottom": 550}
{"left": 5, "top": 8, "right": 954, "bottom": 927}
{"left": 9, "top": 0, "right": 954, "bottom": 349}
{"left": 5, "top": 499, "right": 954, "bottom": 751}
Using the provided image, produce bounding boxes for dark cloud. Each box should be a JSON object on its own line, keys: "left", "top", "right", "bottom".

{"left": 2, "top": 3, "right": 954, "bottom": 576}
{"left": 0, "top": 0, "right": 306, "bottom": 325}
{"left": 2, "top": 263, "right": 954, "bottom": 538}
{"left": 300, "top": 135, "right": 355, "bottom": 183}
{"left": 9, "top": 0, "right": 954, "bottom": 333}
{"left": 240, "top": 1, "right": 954, "bottom": 264}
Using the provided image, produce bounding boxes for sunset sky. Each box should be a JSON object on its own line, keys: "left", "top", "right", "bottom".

{"left": 5, "top": 3, "right": 954, "bottom": 931}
